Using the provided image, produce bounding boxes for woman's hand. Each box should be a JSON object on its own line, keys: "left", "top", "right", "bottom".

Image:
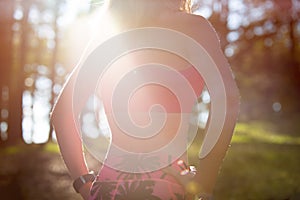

{"left": 79, "top": 182, "right": 92, "bottom": 200}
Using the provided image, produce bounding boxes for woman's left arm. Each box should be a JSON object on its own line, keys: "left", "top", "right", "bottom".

{"left": 51, "top": 67, "right": 92, "bottom": 200}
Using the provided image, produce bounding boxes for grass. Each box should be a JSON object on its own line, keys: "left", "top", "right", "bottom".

{"left": 0, "top": 142, "right": 60, "bottom": 155}
{"left": 0, "top": 118, "right": 299, "bottom": 199}
{"left": 215, "top": 143, "right": 300, "bottom": 199}
{"left": 213, "top": 119, "right": 300, "bottom": 200}
{"left": 43, "top": 142, "right": 60, "bottom": 153}
{"left": 232, "top": 122, "right": 300, "bottom": 145}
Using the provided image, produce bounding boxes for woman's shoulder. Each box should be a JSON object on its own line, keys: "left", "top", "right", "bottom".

{"left": 165, "top": 12, "right": 220, "bottom": 47}
{"left": 163, "top": 11, "right": 210, "bottom": 28}
{"left": 181, "top": 13, "right": 217, "bottom": 33}
{"left": 177, "top": 12, "right": 209, "bottom": 24}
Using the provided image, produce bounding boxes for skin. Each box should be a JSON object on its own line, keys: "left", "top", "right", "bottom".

{"left": 51, "top": 0, "right": 239, "bottom": 199}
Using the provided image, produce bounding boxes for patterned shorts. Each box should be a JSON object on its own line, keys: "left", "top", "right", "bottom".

{"left": 88, "top": 159, "right": 195, "bottom": 200}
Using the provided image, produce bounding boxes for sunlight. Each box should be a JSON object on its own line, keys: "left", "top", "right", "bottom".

{"left": 227, "top": 31, "right": 240, "bottom": 42}
{"left": 56, "top": 0, "right": 91, "bottom": 27}
{"left": 224, "top": 45, "right": 235, "bottom": 57}
{"left": 193, "top": 5, "right": 213, "bottom": 19}
{"left": 81, "top": 95, "right": 111, "bottom": 139}
{"left": 28, "top": 4, "right": 40, "bottom": 24}
{"left": 32, "top": 121, "right": 50, "bottom": 144}
{"left": 0, "top": 122, "right": 8, "bottom": 140}
{"left": 272, "top": 102, "right": 282, "bottom": 112}
{"left": 22, "top": 117, "right": 33, "bottom": 144}
{"left": 21, "top": 1, "right": 108, "bottom": 144}
{"left": 13, "top": 5, "right": 23, "bottom": 21}
{"left": 227, "top": 12, "right": 242, "bottom": 30}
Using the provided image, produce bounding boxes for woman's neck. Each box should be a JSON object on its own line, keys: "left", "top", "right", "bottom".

{"left": 107, "top": 0, "right": 182, "bottom": 28}
{"left": 109, "top": 0, "right": 181, "bottom": 9}
{"left": 109, "top": 0, "right": 181, "bottom": 16}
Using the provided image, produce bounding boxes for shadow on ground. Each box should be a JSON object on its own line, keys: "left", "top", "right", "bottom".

{"left": 0, "top": 144, "right": 99, "bottom": 200}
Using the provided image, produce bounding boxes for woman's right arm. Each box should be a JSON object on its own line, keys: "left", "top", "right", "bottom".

{"left": 186, "top": 15, "right": 240, "bottom": 198}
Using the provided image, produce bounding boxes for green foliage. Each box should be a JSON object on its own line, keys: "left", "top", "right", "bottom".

{"left": 0, "top": 146, "right": 22, "bottom": 155}
{"left": 214, "top": 119, "right": 300, "bottom": 199}
{"left": 43, "top": 142, "right": 60, "bottom": 153}
{"left": 233, "top": 122, "right": 300, "bottom": 145}
{"left": 215, "top": 144, "right": 300, "bottom": 199}
{"left": 187, "top": 117, "right": 300, "bottom": 199}
{"left": 0, "top": 142, "right": 60, "bottom": 156}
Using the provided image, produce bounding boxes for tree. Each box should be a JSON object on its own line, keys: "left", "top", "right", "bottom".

{"left": 193, "top": 0, "right": 300, "bottom": 119}
{"left": 0, "top": 0, "right": 24, "bottom": 145}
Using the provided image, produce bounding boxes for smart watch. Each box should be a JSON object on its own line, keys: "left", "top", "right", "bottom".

{"left": 73, "top": 171, "right": 96, "bottom": 193}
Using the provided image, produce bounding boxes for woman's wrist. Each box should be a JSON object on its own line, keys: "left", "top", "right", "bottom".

{"left": 73, "top": 171, "right": 96, "bottom": 193}
{"left": 73, "top": 171, "right": 95, "bottom": 199}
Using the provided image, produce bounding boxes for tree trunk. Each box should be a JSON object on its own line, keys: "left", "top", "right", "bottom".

{"left": 8, "top": 0, "right": 26, "bottom": 145}
{"left": 48, "top": 1, "right": 60, "bottom": 143}
{"left": 0, "top": 0, "right": 21, "bottom": 145}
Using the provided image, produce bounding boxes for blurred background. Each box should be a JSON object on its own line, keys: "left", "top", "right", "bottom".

{"left": 0, "top": 0, "right": 299, "bottom": 199}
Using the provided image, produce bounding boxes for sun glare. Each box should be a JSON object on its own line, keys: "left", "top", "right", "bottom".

{"left": 21, "top": 0, "right": 115, "bottom": 144}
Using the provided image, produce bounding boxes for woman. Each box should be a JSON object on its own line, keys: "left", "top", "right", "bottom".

{"left": 51, "top": 0, "right": 239, "bottom": 199}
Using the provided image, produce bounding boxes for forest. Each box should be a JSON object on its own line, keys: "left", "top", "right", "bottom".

{"left": 0, "top": 0, "right": 299, "bottom": 199}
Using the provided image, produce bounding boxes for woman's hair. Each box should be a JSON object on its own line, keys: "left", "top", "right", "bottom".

{"left": 181, "top": 0, "right": 192, "bottom": 13}
{"left": 107, "top": 0, "right": 192, "bottom": 13}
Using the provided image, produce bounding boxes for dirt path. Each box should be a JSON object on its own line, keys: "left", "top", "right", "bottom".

{"left": 0, "top": 145, "right": 99, "bottom": 200}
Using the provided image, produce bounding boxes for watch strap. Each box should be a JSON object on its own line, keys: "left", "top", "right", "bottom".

{"left": 73, "top": 171, "right": 96, "bottom": 193}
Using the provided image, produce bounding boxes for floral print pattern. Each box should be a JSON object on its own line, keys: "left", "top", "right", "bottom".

{"left": 89, "top": 155, "right": 187, "bottom": 200}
